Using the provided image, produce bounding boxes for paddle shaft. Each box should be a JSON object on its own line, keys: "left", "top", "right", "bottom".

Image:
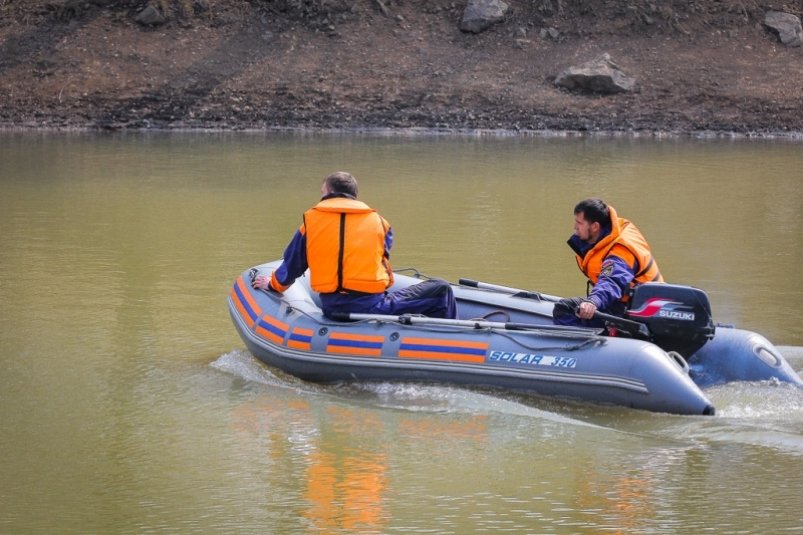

{"left": 457, "top": 278, "right": 651, "bottom": 339}
{"left": 458, "top": 278, "right": 561, "bottom": 302}
{"left": 328, "top": 312, "right": 599, "bottom": 335}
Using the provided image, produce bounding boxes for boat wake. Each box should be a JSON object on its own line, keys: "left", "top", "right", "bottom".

{"left": 661, "top": 388, "right": 803, "bottom": 455}
{"left": 210, "top": 349, "right": 599, "bottom": 428}
{"left": 779, "top": 345, "right": 803, "bottom": 372}
{"left": 211, "top": 349, "right": 299, "bottom": 388}
{"left": 341, "top": 381, "right": 603, "bottom": 427}
{"left": 708, "top": 381, "right": 803, "bottom": 419}
{"left": 211, "top": 345, "right": 803, "bottom": 450}
{"left": 651, "top": 347, "right": 803, "bottom": 455}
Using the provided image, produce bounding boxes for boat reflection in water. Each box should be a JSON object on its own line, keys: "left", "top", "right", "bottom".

{"left": 226, "top": 372, "right": 493, "bottom": 533}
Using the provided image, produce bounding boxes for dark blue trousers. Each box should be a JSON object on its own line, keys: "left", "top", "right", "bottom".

{"left": 370, "top": 279, "right": 457, "bottom": 319}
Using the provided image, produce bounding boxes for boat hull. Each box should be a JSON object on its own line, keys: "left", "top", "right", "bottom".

{"left": 688, "top": 327, "right": 803, "bottom": 387}
{"left": 229, "top": 262, "right": 722, "bottom": 415}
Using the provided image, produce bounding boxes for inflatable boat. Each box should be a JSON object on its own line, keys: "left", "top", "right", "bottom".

{"left": 228, "top": 261, "right": 802, "bottom": 415}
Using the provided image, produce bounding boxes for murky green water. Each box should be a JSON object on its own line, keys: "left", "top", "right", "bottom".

{"left": 1, "top": 132, "right": 801, "bottom": 533}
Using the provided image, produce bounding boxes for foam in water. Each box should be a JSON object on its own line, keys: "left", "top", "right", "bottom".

{"left": 210, "top": 349, "right": 283, "bottom": 386}
{"left": 210, "top": 350, "right": 601, "bottom": 428}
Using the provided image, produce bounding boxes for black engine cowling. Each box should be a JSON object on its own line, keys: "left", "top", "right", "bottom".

{"left": 626, "top": 283, "right": 716, "bottom": 357}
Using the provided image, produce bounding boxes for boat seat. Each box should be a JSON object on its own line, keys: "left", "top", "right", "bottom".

{"left": 289, "top": 272, "right": 324, "bottom": 310}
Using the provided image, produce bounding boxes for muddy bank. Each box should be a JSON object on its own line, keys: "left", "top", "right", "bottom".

{"left": 1, "top": 0, "right": 802, "bottom": 137}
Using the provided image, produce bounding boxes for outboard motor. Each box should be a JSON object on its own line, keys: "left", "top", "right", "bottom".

{"left": 626, "top": 283, "right": 716, "bottom": 357}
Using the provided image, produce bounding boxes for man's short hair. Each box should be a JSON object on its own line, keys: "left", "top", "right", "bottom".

{"left": 574, "top": 198, "right": 610, "bottom": 226}
{"left": 324, "top": 171, "right": 358, "bottom": 197}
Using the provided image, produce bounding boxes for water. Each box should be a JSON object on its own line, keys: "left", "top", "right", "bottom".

{"left": 1, "top": 131, "right": 801, "bottom": 533}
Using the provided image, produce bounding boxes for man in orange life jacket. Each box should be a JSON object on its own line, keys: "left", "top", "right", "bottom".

{"left": 252, "top": 171, "right": 457, "bottom": 319}
{"left": 553, "top": 198, "right": 663, "bottom": 327}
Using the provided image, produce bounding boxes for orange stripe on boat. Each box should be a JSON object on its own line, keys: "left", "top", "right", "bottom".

{"left": 293, "top": 327, "right": 314, "bottom": 337}
{"left": 261, "top": 315, "right": 289, "bottom": 331}
{"left": 398, "top": 337, "right": 488, "bottom": 363}
{"left": 236, "top": 276, "right": 261, "bottom": 313}
{"left": 398, "top": 349, "right": 486, "bottom": 363}
{"left": 327, "top": 345, "right": 383, "bottom": 356}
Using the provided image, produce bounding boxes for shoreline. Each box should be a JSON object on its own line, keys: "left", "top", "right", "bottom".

{"left": 3, "top": 124, "right": 803, "bottom": 141}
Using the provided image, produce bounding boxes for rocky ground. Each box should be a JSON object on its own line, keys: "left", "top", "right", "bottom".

{"left": 1, "top": 0, "right": 802, "bottom": 136}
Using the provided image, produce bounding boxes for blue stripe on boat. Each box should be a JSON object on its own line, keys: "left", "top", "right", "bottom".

{"left": 257, "top": 318, "right": 286, "bottom": 338}
{"left": 329, "top": 339, "right": 383, "bottom": 349}
{"left": 234, "top": 283, "right": 258, "bottom": 322}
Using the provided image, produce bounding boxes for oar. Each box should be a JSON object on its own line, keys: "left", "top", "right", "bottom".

{"left": 457, "top": 278, "right": 651, "bottom": 339}
{"left": 327, "top": 312, "right": 602, "bottom": 335}
{"left": 458, "top": 278, "right": 561, "bottom": 302}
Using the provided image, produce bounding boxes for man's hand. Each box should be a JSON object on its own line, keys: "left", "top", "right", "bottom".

{"left": 252, "top": 274, "right": 273, "bottom": 291}
{"left": 577, "top": 299, "right": 597, "bottom": 320}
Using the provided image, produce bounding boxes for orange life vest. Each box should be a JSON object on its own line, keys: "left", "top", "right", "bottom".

{"left": 574, "top": 206, "right": 663, "bottom": 298}
{"left": 302, "top": 197, "right": 393, "bottom": 294}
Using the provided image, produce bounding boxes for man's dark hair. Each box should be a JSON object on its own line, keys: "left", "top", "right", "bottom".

{"left": 324, "top": 171, "right": 358, "bottom": 197}
{"left": 574, "top": 198, "right": 610, "bottom": 226}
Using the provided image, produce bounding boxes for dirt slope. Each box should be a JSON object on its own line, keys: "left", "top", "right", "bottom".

{"left": 1, "top": 0, "right": 802, "bottom": 135}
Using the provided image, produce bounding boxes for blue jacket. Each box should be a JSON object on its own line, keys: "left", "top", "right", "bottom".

{"left": 568, "top": 226, "right": 636, "bottom": 313}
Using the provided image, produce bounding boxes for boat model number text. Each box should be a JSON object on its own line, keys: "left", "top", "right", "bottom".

{"left": 488, "top": 350, "right": 577, "bottom": 368}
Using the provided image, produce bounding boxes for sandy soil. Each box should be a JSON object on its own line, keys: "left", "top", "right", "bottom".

{"left": 1, "top": 0, "right": 802, "bottom": 136}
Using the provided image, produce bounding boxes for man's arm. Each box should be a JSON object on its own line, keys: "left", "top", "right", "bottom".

{"left": 253, "top": 227, "right": 308, "bottom": 293}
{"left": 270, "top": 228, "right": 308, "bottom": 292}
{"left": 384, "top": 225, "right": 393, "bottom": 258}
{"left": 584, "top": 256, "right": 635, "bottom": 312}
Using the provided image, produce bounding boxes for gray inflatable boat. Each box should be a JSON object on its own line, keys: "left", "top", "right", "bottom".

{"left": 229, "top": 261, "right": 802, "bottom": 415}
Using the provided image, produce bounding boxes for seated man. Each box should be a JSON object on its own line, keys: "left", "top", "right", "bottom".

{"left": 252, "top": 171, "right": 457, "bottom": 320}
{"left": 553, "top": 198, "right": 663, "bottom": 328}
